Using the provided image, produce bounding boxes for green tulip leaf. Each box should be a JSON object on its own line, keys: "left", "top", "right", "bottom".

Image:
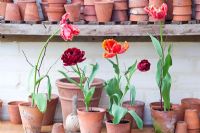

{"left": 111, "top": 104, "right": 127, "bottom": 124}
{"left": 149, "top": 34, "right": 163, "bottom": 58}
{"left": 34, "top": 93, "right": 47, "bottom": 113}
{"left": 128, "top": 110, "right": 143, "bottom": 129}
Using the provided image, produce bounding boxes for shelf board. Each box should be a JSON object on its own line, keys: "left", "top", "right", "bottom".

{"left": 1, "top": 23, "right": 200, "bottom": 36}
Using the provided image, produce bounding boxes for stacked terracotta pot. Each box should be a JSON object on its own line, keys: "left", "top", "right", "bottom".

{"left": 173, "top": 0, "right": 192, "bottom": 22}
{"left": 0, "top": 0, "right": 12, "bottom": 20}
{"left": 129, "top": 0, "right": 149, "bottom": 22}
{"left": 64, "top": 2, "right": 81, "bottom": 22}
{"left": 71, "top": 0, "right": 84, "bottom": 20}
{"left": 46, "top": 0, "right": 66, "bottom": 22}
{"left": 194, "top": 0, "right": 200, "bottom": 20}
{"left": 4, "top": 3, "right": 22, "bottom": 22}
{"left": 112, "top": 0, "right": 128, "bottom": 22}
{"left": 84, "top": 0, "right": 97, "bottom": 22}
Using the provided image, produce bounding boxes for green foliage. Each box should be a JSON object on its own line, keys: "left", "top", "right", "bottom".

{"left": 149, "top": 34, "right": 163, "bottom": 58}
{"left": 128, "top": 110, "right": 143, "bottom": 129}
{"left": 33, "top": 93, "right": 47, "bottom": 113}
{"left": 46, "top": 76, "right": 52, "bottom": 100}
{"left": 107, "top": 59, "right": 120, "bottom": 76}
{"left": 129, "top": 85, "right": 136, "bottom": 106}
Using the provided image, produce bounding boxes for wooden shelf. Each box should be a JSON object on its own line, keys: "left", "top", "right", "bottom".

{"left": 1, "top": 23, "right": 200, "bottom": 36}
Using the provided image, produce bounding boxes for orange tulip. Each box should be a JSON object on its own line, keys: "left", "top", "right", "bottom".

{"left": 102, "top": 39, "right": 129, "bottom": 58}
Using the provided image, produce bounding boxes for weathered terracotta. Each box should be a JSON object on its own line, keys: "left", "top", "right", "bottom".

{"left": 47, "top": 0, "right": 66, "bottom": 4}
{"left": 194, "top": 0, "right": 200, "bottom": 4}
{"left": 19, "top": 102, "right": 44, "bottom": 133}
{"left": 5, "top": 3, "right": 22, "bottom": 21}
{"left": 181, "top": 98, "right": 200, "bottom": 113}
{"left": 52, "top": 123, "right": 65, "bottom": 133}
{"left": 173, "top": 15, "right": 192, "bottom": 21}
{"left": 0, "top": 2, "right": 7, "bottom": 19}
{"left": 184, "top": 109, "right": 200, "bottom": 130}
{"left": 172, "top": 104, "right": 184, "bottom": 122}
{"left": 188, "top": 130, "right": 200, "bottom": 133}
{"left": 56, "top": 78, "right": 104, "bottom": 127}
{"left": 64, "top": 3, "right": 81, "bottom": 22}
{"left": 84, "top": 5, "right": 96, "bottom": 15}
{"left": 175, "top": 121, "right": 188, "bottom": 133}
{"left": 24, "top": 3, "right": 40, "bottom": 22}
{"left": 77, "top": 107, "right": 106, "bottom": 133}
{"left": 173, "top": 6, "right": 192, "bottom": 15}
{"left": 113, "top": 0, "right": 128, "bottom": 10}
{"left": 151, "top": 106, "right": 177, "bottom": 133}
{"left": 84, "top": 0, "right": 94, "bottom": 6}
{"left": 130, "top": 14, "right": 148, "bottom": 21}
{"left": 195, "top": 11, "right": 200, "bottom": 20}
{"left": 196, "top": 5, "right": 200, "bottom": 11}
{"left": 40, "top": 2, "right": 48, "bottom": 20}
{"left": 173, "top": 0, "right": 192, "bottom": 6}
{"left": 48, "top": 3, "right": 64, "bottom": 7}
{"left": 72, "top": 0, "right": 84, "bottom": 5}
{"left": 129, "top": 0, "right": 148, "bottom": 8}
{"left": 94, "top": 1, "right": 114, "bottom": 22}
{"left": 105, "top": 120, "right": 131, "bottom": 133}
{"left": 46, "top": 7, "right": 65, "bottom": 21}
{"left": 8, "top": 101, "right": 23, "bottom": 124}
{"left": 123, "top": 101, "right": 145, "bottom": 129}
{"left": 166, "top": 0, "right": 173, "bottom": 20}
{"left": 130, "top": 8, "right": 147, "bottom": 15}
{"left": 0, "top": 0, "right": 12, "bottom": 2}
{"left": 149, "top": 0, "right": 163, "bottom": 8}
{"left": 84, "top": 15, "right": 97, "bottom": 21}
{"left": 112, "top": 10, "right": 128, "bottom": 22}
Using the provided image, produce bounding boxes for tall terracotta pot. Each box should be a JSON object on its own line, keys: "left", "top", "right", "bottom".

{"left": 56, "top": 77, "right": 104, "bottom": 127}
{"left": 184, "top": 109, "right": 200, "bottom": 130}
{"left": 181, "top": 98, "right": 200, "bottom": 113}
{"left": 46, "top": 6, "right": 65, "bottom": 21}
{"left": 151, "top": 106, "right": 177, "bottom": 133}
{"left": 105, "top": 120, "right": 131, "bottom": 133}
{"left": 77, "top": 107, "right": 106, "bottom": 133}
{"left": 5, "top": 3, "right": 22, "bottom": 21}
{"left": 175, "top": 121, "right": 188, "bottom": 133}
{"left": 8, "top": 101, "right": 23, "bottom": 124}
{"left": 19, "top": 102, "right": 44, "bottom": 133}
{"left": 94, "top": 1, "right": 114, "bottom": 22}
{"left": 24, "top": 2, "right": 40, "bottom": 22}
{"left": 64, "top": 3, "right": 81, "bottom": 22}
{"left": 122, "top": 100, "right": 145, "bottom": 129}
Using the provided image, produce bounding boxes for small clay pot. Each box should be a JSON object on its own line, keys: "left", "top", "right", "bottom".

{"left": 112, "top": 10, "right": 128, "bottom": 22}
{"left": 195, "top": 11, "right": 200, "bottom": 20}
{"left": 52, "top": 123, "right": 65, "bottom": 133}
{"left": 46, "top": 6, "right": 65, "bottom": 21}
{"left": 48, "top": 3, "right": 64, "bottom": 7}
{"left": 5, "top": 3, "right": 22, "bottom": 21}
{"left": 24, "top": 3, "right": 40, "bottom": 22}
{"left": 47, "top": 0, "right": 66, "bottom": 4}
{"left": 0, "top": 2, "right": 7, "bottom": 19}
{"left": 72, "top": 0, "right": 84, "bottom": 5}
{"left": 173, "top": 0, "right": 192, "bottom": 6}
{"left": 123, "top": 101, "right": 145, "bottom": 129}
{"left": 19, "top": 102, "right": 44, "bottom": 133}
{"left": 84, "top": 5, "right": 96, "bottom": 15}
{"left": 130, "top": 14, "right": 148, "bottom": 21}
{"left": 173, "top": 6, "right": 192, "bottom": 15}
{"left": 129, "top": 0, "right": 148, "bottom": 8}
{"left": 149, "top": 0, "right": 163, "bottom": 8}
{"left": 184, "top": 109, "right": 200, "bottom": 130}
{"left": 77, "top": 107, "right": 106, "bottom": 133}
{"left": 130, "top": 8, "right": 147, "bottom": 15}
{"left": 173, "top": 15, "right": 191, "bottom": 21}
{"left": 105, "top": 120, "right": 131, "bottom": 133}
{"left": 175, "top": 121, "right": 188, "bottom": 133}
{"left": 40, "top": 2, "right": 48, "bottom": 20}
{"left": 151, "top": 106, "right": 177, "bottom": 133}
{"left": 84, "top": 0, "right": 94, "bottom": 6}
{"left": 8, "top": 101, "right": 23, "bottom": 124}
{"left": 113, "top": 1, "right": 128, "bottom": 10}
{"left": 181, "top": 98, "right": 200, "bottom": 113}
{"left": 64, "top": 3, "right": 81, "bottom": 22}
{"left": 172, "top": 104, "right": 184, "bottom": 122}
{"left": 84, "top": 15, "right": 97, "bottom": 21}
{"left": 94, "top": 1, "right": 114, "bottom": 22}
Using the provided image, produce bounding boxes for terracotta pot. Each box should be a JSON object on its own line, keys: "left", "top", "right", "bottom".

{"left": 64, "top": 3, "right": 81, "bottom": 22}
{"left": 113, "top": 1, "right": 128, "bottom": 10}
{"left": 173, "top": 6, "right": 192, "bottom": 15}
{"left": 17, "top": 0, "right": 35, "bottom": 20}
{"left": 184, "top": 109, "right": 200, "bottom": 130}
{"left": 40, "top": 2, "right": 48, "bottom": 20}
{"left": 77, "top": 107, "right": 106, "bottom": 133}
{"left": 130, "top": 14, "right": 148, "bottom": 21}
{"left": 48, "top": 3, "right": 64, "bottom": 7}
{"left": 175, "top": 121, "right": 188, "bottom": 133}
{"left": 84, "top": 0, "right": 94, "bottom": 6}
{"left": 166, "top": 0, "right": 173, "bottom": 20}
{"left": 151, "top": 106, "right": 177, "bottom": 133}
{"left": 72, "top": 0, "right": 84, "bottom": 5}
{"left": 195, "top": 11, "right": 200, "bottom": 20}
{"left": 173, "top": 0, "right": 192, "bottom": 6}
{"left": 149, "top": 0, "right": 163, "bottom": 8}
{"left": 19, "top": 102, "right": 44, "bottom": 133}
{"left": 84, "top": 5, "right": 96, "bottom": 15}
{"left": 195, "top": 0, "right": 200, "bottom": 4}
{"left": 84, "top": 15, "right": 97, "bottom": 21}
{"left": 0, "top": 0, "right": 12, "bottom": 2}
{"left": 24, "top": 3, "right": 40, "bottom": 22}
{"left": 0, "top": 2, "right": 7, "bottom": 19}
{"left": 46, "top": 7, "right": 65, "bottom": 21}
{"left": 112, "top": 10, "right": 128, "bottom": 22}
{"left": 181, "top": 98, "right": 200, "bottom": 112}
{"left": 129, "top": 0, "right": 148, "bottom": 8}
{"left": 47, "top": 0, "right": 66, "bottom": 4}
{"left": 173, "top": 15, "right": 191, "bottom": 21}
{"left": 130, "top": 8, "right": 147, "bottom": 15}
{"left": 172, "top": 104, "right": 184, "bottom": 122}
{"left": 105, "top": 120, "right": 131, "bottom": 133}
{"left": 52, "top": 123, "right": 65, "bottom": 133}
{"left": 122, "top": 101, "right": 145, "bottom": 129}
{"left": 8, "top": 101, "right": 23, "bottom": 124}
{"left": 28, "top": 94, "right": 59, "bottom": 125}
{"left": 94, "top": 1, "right": 114, "bottom": 22}
{"left": 188, "top": 130, "right": 200, "bottom": 133}
{"left": 5, "top": 3, "right": 22, "bottom": 21}
{"left": 56, "top": 78, "right": 104, "bottom": 127}
{"left": 196, "top": 5, "right": 200, "bottom": 11}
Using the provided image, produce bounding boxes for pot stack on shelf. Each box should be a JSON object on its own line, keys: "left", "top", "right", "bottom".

{"left": 84, "top": 0, "right": 97, "bottom": 22}
{"left": 194, "top": 0, "right": 200, "bottom": 20}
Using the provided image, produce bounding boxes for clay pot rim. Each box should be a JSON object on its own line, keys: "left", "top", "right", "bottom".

{"left": 16, "top": 0, "right": 36, "bottom": 3}
{"left": 77, "top": 107, "right": 106, "bottom": 113}
{"left": 105, "top": 119, "right": 130, "bottom": 125}
{"left": 123, "top": 100, "right": 145, "bottom": 107}
{"left": 185, "top": 108, "right": 199, "bottom": 112}
{"left": 47, "top": 0, "right": 66, "bottom": 4}
{"left": 94, "top": 1, "right": 114, "bottom": 4}
{"left": 46, "top": 7, "right": 65, "bottom": 12}
{"left": 177, "top": 121, "right": 187, "bottom": 124}
{"left": 8, "top": 101, "right": 24, "bottom": 106}
{"left": 151, "top": 106, "right": 175, "bottom": 112}
{"left": 28, "top": 94, "right": 59, "bottom": 101}
{"left": 181, "top": 98, "right": 200, "bottom": 105}
{"left": 56, "top": 77, "right": 105, "bottom": 89}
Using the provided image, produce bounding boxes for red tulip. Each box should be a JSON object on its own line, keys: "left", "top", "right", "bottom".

{"left": 102, "top": 39, "right": 129, "bottom": 58}
{"left": 144, "top": 3, "right": 168, "bottom": 20}
{"left": 137, "top": 60, "right": 151, "bottom": 72}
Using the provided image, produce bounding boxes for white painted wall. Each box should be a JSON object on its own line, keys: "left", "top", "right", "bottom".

{"left": 0, "top": 39, "right": 200, "bottom": 125}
